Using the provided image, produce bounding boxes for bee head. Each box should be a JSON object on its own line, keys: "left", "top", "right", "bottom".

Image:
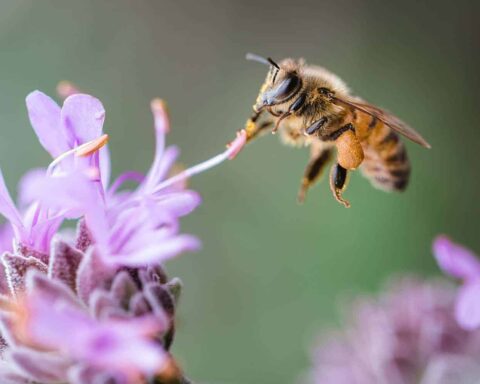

{"left": 246, "top": 54, "right": 302, "bottom": 110}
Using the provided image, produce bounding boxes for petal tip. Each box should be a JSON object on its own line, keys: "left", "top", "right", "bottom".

{"left": 184, "top": 235, "right": 202, "bottom": 252}
{"left": 226, "top": 130, "right": 247, "bottom": 160}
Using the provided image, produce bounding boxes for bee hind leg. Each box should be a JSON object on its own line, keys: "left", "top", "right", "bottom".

{"left": 297, "top": 147, "right": 332, "bottom": 203}
{"left": 329, "top": 163, "right": 351, "bottom": 208}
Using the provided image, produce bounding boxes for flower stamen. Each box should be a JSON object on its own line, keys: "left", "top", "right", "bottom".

{"left": 47, "top": 134, "right": 109, "bottom": 175}
{"left": 152, "top": 130, "right": 247, "bottom": 193}
{"left": 75, "top": 134, "right": 109, "bottom": 157}
{"left": 56, "top": 81, "right": 80, "bottom": 99}
{"left": 151, "top": 98, "right": 170, "bottom": 134}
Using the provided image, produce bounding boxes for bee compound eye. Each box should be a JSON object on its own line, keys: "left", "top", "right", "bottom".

{"left": 274, "top": 75, "right": 300, "bottom": 99}
{"left": 264, "top": 75, "right": 301, "bottom": 105}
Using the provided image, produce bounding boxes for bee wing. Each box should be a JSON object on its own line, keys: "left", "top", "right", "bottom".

{"left": 332, "top": 96, "right": 431, "bottom": 149}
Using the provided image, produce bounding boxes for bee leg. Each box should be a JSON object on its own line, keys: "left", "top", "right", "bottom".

{"left": 305, "top": 116, "right": 328, "bottom": 135}
{"left": 298, "top": 146, "right": 332, "bottom": 203}
{"left": 245, "top": 110, "right": 273, "bottom": 142}
{"left": 273, "top": 93, "right": 307, "bottom": 134}
{"left": 329, "top": 163, "right": 351, "bottom": 208}
{"left": 319, "top": 123, "right": 355, "bottom": 141}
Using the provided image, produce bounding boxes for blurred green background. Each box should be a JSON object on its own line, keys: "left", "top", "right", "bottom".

{"left": 0, "top": 1, "right": 479, "bottom": 382}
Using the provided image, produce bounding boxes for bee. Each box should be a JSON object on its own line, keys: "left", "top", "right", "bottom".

{"left": 244, "top": 53, "right": 430, "bottom": 208}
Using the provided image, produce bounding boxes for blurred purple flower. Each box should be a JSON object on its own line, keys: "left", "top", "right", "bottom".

{"left": 0, "top": 87, "right": 246, "bottom": 383}
{"left": 433, "top": 236, "right": 480, "bottom": 330}
{"left": 0, "top": 235, "right": 186, "bottom": 383}
{"left": 306, "top": 278, "right": 480, "bottom": 384}
{"left": 3, "top": 271, "right": 167, "bottom": 383}
{"left": 0, "top": 224, "right": 13, "bottom": 255}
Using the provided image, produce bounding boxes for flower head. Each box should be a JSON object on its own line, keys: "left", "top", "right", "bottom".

{"left": 0, "top": 87, "right": 246, "bottom": 383}
{"left": 25, "top": 94, "right": 246, "bottom": 268}
{"left": 306, "top": 278, "right": 480, "bottom": 384}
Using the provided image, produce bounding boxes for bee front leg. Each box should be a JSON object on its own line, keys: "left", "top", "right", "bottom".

{"left": 329, "top": 163, "right": 351, "bottom": 208}
{"left": 245, "top": 110, "right": 273, "bottom": 142}
{"left": 298, "top": 145, "right": 332, "bottom": 203}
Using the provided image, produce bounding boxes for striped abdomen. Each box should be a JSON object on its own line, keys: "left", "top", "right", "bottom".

{"left": 355, "top": 115, "right": 410, "bottom": 191}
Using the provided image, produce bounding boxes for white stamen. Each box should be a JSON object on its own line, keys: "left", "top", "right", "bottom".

{"left": 152, "top": 130, "right": 246, "bottom": 193}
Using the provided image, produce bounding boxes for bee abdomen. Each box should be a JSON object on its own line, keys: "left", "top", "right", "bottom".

{"left": 360, "top": 123, "right": 410, "bottom": 192}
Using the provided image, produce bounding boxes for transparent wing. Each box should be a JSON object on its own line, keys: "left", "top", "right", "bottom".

{"left": 332, "top": 96, "right": 431, "bottom": 148}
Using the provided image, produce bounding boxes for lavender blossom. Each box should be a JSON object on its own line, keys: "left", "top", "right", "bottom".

{"left": 0, "top": 91, "right": 110, "bottom": 260}
{"left": 433, "top": 236, "right": 480, "bottom": 330}
{"left": 306, "top": 278, "right": 480, "bottom": 384}
{"left": 0, "top": 87, "right": 246, "bottom": 383}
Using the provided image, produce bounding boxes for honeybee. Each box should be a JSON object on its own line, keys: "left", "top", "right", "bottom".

{"left": 244, "top": 53, "right": 430, "bottom": 207}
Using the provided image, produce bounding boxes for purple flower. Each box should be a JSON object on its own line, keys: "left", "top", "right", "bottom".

{"left": 305, "top": 278, "right": 480, "bottom": 384}
{"left": 0, "top": 86, "right": 246, "bottom": 383}
{"left": 433, "top": 236, "right": 480, "bottom": 330}
{"left": 0, "top": 91, "right": 111, "bottom": 257}
{"left": 26, "top": 90, "right": 110, "bottom": 187}
{"left": 25, "top": 97, "right": 246, "bottom": 268}
{"left": 0, "top": 234, "right": 185, "bottom": 383}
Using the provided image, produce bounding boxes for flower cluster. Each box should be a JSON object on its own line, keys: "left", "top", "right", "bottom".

{"left": 0, "top": 87, "right": 246, "bottom": 383}
{"left": 306, "top": 278, "right": 480, "bottom": 384}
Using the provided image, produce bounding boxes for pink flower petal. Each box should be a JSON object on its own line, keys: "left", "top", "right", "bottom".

{"left": 455, "top": 280, "right": 480, "bottom": 330}
{"left": 111, "top": 235, "right": 201, "bottom": 267}
{"left": 8, "top": 348, "right": 70, "bottom": 382}
{"left": 433, "top": 236, "right": 480, "bottom": 280}
{"left": 0, "top": 170, "right": 23, "bottom": 229}
{"left": 0, "top": 223, "right": 14, "bottom": 256}
{"left": 17, "top": 168, "right": 46, "bottom": 208}
{"left": 25, "top": 91, "right": 68, "bottom": 157}
{"left": 0, "top": 360, "right": 31, "bottom": 383}
{"left": 153, "top": 191, "right": 202, "bottom": 217}
{"left": 26, "top": 270, "right": 81, "bottom": 309}
{"left": 61, "top": 94, "right": 105, "bottom": 146}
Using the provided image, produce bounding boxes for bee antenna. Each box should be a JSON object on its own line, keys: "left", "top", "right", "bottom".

{"left": 246, "top": 53, "right": 280, "bottom": 69}
{"left": 267, "top": 57, "right": 280, "bottom": 69}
